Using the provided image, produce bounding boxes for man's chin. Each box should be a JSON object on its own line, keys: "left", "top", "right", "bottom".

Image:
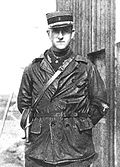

{"left": 55, "top": 45, "right": 66, "bottom": 50}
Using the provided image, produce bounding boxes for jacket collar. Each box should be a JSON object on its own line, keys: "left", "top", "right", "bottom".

{"left": 40, "top": 56, "right": 55, "bottom": 74}
{"left": 75, "top": 55, "right": 88, "bottom": 64}
{"left": 40, "top": 49, "right": 76, "bottom": 74}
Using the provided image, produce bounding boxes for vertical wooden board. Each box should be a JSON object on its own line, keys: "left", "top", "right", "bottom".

{"left": 82, "top": 0, "right": 89, "bottom": 57}
{"left": 110, "top": 1, "right": 116, "bottom": 165}
{"left": 111, "top": 0, "right": 115, "bottom": 44}
{"left": 75, "top": 0, "right": 80, "bottom": 54}
{"left": 100, "top": 0, "right": 105, "bottom": 49}
{"left": 56, "top": 0, "right": 58, "bottom": 10}
{"left": 115, "top": 42, "right": 120, "bottom": 167}
{"left": 93, "top": 120, "right": 109, "bottom": 167}
{"left": 109, "top": 0, "right": 115, "bottom": 106}
{"left": 91, "top": 0, "right": 95, "bottom": 52}
{"left": 69, "top": 0, "right": 75, "bottom": 52}
{"left": 94, "top": 0, "right": 97, "bottom": 51}
{"left": 88, "top": 49, "right": 106, "bottom": 84}
{"left": 97, "top": 0, "right": 101, "bottom": 50}
{"left": 106, "top": 1, "right": 113, "bottom": 165}
{"left": 71, "top": 0, "right": 76, "bottom": 53}
{"left": 88, "top": 49, "right": 109, "bottom": 167}
{"left": 78, "top": 0, "right": 82, "bottom": 55}
{"left": 61, "top": 0, "right": 66, "bottom": 10}
{"left": 57, "top": 0, "right": 72, "bottom": 11}
{"left": 82, "top": 0, "right": 86, "bottom": 56}
{"left": 64, "top": 0, "right": 71, "bottom": 11}
{"left": 56, "top": 0, "right": 64, "bottom": 11}
{"left": 74, "top": 0, "right": 79, "bottom": 54}
{"left": 70, "top": 0, "right": 73, "bottom": 11}
{"left": 92, "top": 123, "right": 101, "bottom": 167}
{"left": 110, "top": 1, "right": 115, "bottom": 166}
{"left": 84, "top": 0, "right": 89, "bottom": 56}
{"left": 92, "top": 0, "right": 97, "bottom": 52}
{"left": 88, "top": 0, "right": 92, "bottom": 53}
{"left": 104, "top": 0, "right": 110, "bottom": 96}
{"left": 105, "top": 0, "right": 115, "bottom": 167}
{"left": 109, "top": 0, "right": 115, "bottom": 114}
{"left": 81, "top": 0, "right": 86, "bottom": 56}
{"left": 110, "top": 0, "right": 115, "bottom": 86}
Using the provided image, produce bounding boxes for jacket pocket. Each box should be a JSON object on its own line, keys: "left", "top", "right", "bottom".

{"left": 63, "top": 118, "right": 94, "bottom": 152}
{"left": 31, "top": 117, "right": 42, "bottom": 134}
{"left": 73, "top": 117, "right": 93, "bottom": 131}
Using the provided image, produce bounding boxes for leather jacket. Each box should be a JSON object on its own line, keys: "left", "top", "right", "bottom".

{"left": 17, "top": 49, "right": 109, "bottom": 165}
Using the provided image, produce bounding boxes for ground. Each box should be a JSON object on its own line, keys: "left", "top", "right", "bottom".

{"left": 0, "top": 95, "right": 25, "bottom": 167}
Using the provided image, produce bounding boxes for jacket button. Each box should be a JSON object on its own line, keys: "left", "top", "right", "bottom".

{"left": 51, "top": 121, "right": 56, "bottom": 126}
{"left": 72, "top": 79, "right": 75, "bottom": 83}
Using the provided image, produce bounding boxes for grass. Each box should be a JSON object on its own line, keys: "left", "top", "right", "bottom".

{"left": 0, "top": 94, "right": 24, "bottom": 167}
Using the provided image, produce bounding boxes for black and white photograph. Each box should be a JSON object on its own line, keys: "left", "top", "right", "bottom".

{"left": 0, "top": 0, "right": 119, "bottom": 166}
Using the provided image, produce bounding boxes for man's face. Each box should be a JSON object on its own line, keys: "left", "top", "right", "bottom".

{"left": 47, "top": 26, "right": 74, "bottom": 50}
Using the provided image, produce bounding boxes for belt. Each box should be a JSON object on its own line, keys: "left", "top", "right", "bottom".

{"left": 36, "top": 112, "right": 64, "bottom": 118}
{"left": 36, "top": 111, "right": 88, "bottom": 119}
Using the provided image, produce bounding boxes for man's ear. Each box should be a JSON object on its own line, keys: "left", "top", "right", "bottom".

{"left": 46, "top": 29, "right": 52, "bottom": 40}
{"left": 46, "top": 29, "right": 50, "bottom": 36}
{"left": 71, "top": 29, "right": 75, "bottom": 39}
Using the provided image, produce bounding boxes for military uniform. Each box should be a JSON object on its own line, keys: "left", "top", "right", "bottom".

{"left": 17, "top": 11, "right": 109, "bottom": 167}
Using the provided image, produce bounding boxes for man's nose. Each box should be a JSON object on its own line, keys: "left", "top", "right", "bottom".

{"left": 58, "top": 31, "right": 63, "bottom": 40}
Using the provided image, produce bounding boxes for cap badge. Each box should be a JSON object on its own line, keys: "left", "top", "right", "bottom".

{"left": 58, "top": 17, "right": 61, "bottom": 21}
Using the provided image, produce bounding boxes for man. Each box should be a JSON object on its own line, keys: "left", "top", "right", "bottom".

{"left": 17, "top": 11, "right": 109, "bottom": 167}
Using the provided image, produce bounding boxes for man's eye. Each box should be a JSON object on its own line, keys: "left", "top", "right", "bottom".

{"left": 52, "top": 27, "right": 71, "bottom": 34}
{"left": 63, "top": 27, "right": 72, "bottom": 33}
{"left": 63, "top": 28, "right": 69, "bottom": 33}
{"left": 52, "top": 29, "right": 60, "bottom": 33}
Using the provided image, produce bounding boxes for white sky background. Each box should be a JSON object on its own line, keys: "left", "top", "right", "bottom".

{"left": 0, "top": 0, "right": 120, "bottom": 95}
{"left": 0, "top": 0, "right": 56, "bottom": 95}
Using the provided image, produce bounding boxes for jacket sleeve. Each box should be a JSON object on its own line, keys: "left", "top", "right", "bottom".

{"left": 17, "top": 66, "right": 33, "bottom": 113}
{"left": 88, "top": 62, "right": 109, "bottom": 125}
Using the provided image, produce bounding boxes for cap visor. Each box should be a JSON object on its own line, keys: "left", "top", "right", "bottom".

{"left": 49, "top": 23, "right": 73, "bottom": 29}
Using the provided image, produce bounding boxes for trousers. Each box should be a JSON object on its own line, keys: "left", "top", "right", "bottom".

{"left": 25, "top": 156, "right": 92, "bottom": 167}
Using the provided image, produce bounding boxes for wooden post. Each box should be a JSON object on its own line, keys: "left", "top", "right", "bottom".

{"left": 56, "top": 0, "right": 115, "bottom": 166}
{"left": 0, "top": 92, "right": 13, "bottom": 137}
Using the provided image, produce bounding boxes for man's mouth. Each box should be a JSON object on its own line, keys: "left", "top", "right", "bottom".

{"left": 57, "top": 41, "right": 65, "bottom": 43}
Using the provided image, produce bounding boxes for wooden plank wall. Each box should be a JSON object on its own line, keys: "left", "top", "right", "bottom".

{"left": 56, "top": 0, "right": 115, "bottom": 167}
{"left": 115, "top": 42, "right": 120, "bottom": 167}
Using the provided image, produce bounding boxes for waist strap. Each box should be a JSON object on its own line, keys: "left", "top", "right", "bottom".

{"left": 36, "top": 111, "right": 88, "bottom": 118}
